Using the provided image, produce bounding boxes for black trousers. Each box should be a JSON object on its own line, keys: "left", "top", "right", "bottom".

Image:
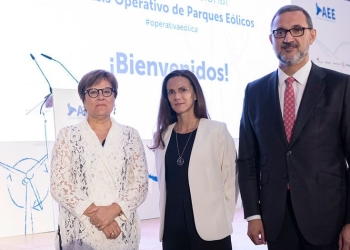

{"left": 267, "top": 192, "right": 338, "bottom": 250}
{"left": 162, "top": 234, "right": 232, "bottom": 250}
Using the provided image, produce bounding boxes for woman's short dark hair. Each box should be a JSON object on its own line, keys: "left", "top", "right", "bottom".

{"left": 150, "top": 70, "right": 210, "bottom": 150}
{"left": 78, "top": 69, "right": 118, "bottom": 103}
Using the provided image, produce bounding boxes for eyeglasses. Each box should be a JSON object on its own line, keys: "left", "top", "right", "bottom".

{"left": 272, "top": 27, "right": 312, "bottom": 38}
{"left": 84, "top": 87, "right": 116, "bottom": 98}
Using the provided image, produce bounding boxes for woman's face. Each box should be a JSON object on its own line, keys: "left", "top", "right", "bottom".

{"left": 84, "top": 79, "right": 115, "bottom": 119}
{"left": 166, "top": 76, "right": 196, "bottom": 116}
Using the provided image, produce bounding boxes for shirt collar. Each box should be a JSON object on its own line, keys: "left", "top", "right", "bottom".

{"left": 278, "top": 60, "right": 312, "bottom": 86}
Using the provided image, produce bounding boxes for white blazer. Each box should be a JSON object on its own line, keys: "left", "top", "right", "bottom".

{"left": 155, "top": 118, "right": 237, "bottom": 241}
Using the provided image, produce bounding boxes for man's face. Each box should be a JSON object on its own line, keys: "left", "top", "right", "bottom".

{"left": 269, "top": 11, "right": 316, "bottom": 67}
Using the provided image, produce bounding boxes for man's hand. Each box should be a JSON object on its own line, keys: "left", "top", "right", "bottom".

{"left": 338, "top": 224, "right": 350, "bottom": 250}
{"left": 247, "top": 219, "right": 266, "bottom": 245}
{"left": 102, "top": 220, "right": 121, "bottom": 240}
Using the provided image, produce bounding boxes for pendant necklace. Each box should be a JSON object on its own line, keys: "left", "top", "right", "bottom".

{"left": 175, "top": 130, "right": 194, "bottom": 166}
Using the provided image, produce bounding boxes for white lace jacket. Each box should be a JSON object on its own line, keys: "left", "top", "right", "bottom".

{"left": 50, "top": 118, "right": 148, "bottom": 250}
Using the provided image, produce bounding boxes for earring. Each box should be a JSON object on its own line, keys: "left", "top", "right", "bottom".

{"left": 113, "top": 106, "right": 116, "bottom": 115}
{"left": 83, "top": 108, "right": 87, "bottom": 116}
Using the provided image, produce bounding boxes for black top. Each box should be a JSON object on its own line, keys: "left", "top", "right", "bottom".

{"left": 163, "top": 129, "right": 197, "bottom": 238}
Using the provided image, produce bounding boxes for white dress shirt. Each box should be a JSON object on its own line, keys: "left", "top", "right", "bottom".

{"left": 278, "top": 60, "right": 312, "bottom": 117}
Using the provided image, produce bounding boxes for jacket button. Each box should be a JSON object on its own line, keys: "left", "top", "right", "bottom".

{"left": 287, "top": 151, "right": 292, "bottom": 156}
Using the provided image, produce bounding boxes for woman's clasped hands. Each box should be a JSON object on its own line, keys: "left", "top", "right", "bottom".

{"left": 86, "top": 203, "right": 122, "bottom": 240}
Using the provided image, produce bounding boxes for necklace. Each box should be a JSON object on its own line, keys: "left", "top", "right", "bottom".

{"left": 175, "top": 130, "right": 194, "bottom": 166}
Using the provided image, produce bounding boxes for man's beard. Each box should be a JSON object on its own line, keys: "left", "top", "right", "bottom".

{"left": 275, "top": 42, "right": 309, "bottom": 66}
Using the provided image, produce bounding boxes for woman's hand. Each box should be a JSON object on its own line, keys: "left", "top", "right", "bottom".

{"left": 102, "top": 220, "right": 121, "bottom": 240}
{"left": 83, "top": 203, "right": 97, "bottom": 216}
{"left": 88, "top": 203, "right": 122, "bottom": 230}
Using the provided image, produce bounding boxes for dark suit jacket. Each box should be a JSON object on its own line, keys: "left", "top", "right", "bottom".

{"left": 237, "top": 63, "right": 350, "bottom": 245}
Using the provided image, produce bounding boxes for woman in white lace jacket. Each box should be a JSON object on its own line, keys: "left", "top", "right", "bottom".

{"left": 50, "top": 70, "right": 148, "bottom": 250}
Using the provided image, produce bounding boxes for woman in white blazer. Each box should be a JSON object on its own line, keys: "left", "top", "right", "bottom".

{"left": 150, "top": 70, "right": 237, "bottom": 250}
{"left": 50, "top": 70, "right": 148, "bottom": 249}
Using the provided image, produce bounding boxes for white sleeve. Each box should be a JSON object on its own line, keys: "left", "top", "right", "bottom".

{"left": 220, "top": 123, "right": 238, "bottom": 222}
{"left": 50, "top": 128, "right": 94, "bottom": 219}
{"left": 115, "top": 128, "right": 149, "bottom": 220}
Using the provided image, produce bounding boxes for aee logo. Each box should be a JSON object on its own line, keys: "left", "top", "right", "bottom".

{"left": 67, "top": 103, "right": 85, "bottom": 116}
{"left": 316, "top": 3, "right": 336, "bottom": 20}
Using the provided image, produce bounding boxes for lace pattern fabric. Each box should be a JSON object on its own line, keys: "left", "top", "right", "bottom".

{"left": 50, "top": 118, "right": 149, "bottom": 250}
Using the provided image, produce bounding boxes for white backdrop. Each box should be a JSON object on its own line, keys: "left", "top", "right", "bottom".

{"left": 0, "top": 0, "right": 349, "bottom": 238}
{"left": 292, "top": 0, "right": 350, "bottom": 75}
{"left": 0, "top": 0, "right": 289, "bottom": 142}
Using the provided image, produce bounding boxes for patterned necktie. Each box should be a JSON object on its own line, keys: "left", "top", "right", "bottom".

{"left": 283, "top": 77, "right": 295, "bottom": 143}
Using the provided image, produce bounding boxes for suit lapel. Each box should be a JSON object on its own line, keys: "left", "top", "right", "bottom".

{"left": 264, "top": 71, "right": 289, "bottom": 148}
{"left": 187, "top": 119, "right": 202, "bottom": 170}
{"left": 289, "top": 64, "right": 326, "bottom": 146}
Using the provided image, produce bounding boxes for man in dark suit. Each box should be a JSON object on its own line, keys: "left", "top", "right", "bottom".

{"left": 237, "top": 5, "right": 350, "bottom": 250}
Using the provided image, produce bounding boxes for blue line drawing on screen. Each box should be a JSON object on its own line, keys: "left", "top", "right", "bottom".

{"left": 0, "top": 155, "right": 49, "bottom": 235}
{"left": 148, "top": 174, "right": 158, "bottom": 182}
